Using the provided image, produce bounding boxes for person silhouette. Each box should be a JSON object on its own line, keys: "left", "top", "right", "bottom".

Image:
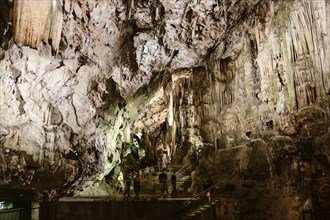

{"left": 171, "top": 173, "right": 177, "bottom": 197}
{"left": 133, "top": 172, "right": 141, "bottom": 198}
{"left": 124, "top": 174, "right": 131, "bottom": 197}
{"left": 158, "top": 169, "right": 168, "bottom": 197}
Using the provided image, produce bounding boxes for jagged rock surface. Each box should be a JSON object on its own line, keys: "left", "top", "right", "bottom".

{"left": 0, "top": 0, "right": 329, "bottom": 218}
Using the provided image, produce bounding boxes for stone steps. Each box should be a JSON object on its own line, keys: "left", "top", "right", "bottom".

{"left": 179, "top": 200, "right": 221, "bottom": 220}
{"left": 178, "top": 175, "right": 192, "bottom": 192}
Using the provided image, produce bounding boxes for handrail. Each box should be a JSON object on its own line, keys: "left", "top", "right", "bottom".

{"left": 138, "top": 165, "right": 159, "bottom": 172}
{"left": 74, "top": 178, "right": 259, "bottom": 199}
{"left": 176, "top": 165, "right": 192, "bottom": 177}
{"left": 183, "top": 180, "right": 222, "bottom": 205}
{"left": 139, "top": 164, "right": 182, "bottom": 173}
{"left": 77, "top": 179, "right": 213, "bottom": 184}
{"left": 183, "top": 180, "right": 257, "bottom": 205}
{"left": 0, "top": 208, "right": 23, "bottom": 214}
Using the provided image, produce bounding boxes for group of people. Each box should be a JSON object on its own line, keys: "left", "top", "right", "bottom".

{"left": 123, "top": 169, "right": 178, "bottom": 198}
{"left": 158, "top": 169, "right": 178, "bottom": 197}
{"left": 123, "top": 172, "right": 141, "bottom": 198}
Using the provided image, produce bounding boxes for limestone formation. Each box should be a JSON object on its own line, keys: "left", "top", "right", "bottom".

{"left": 0, "top": 0, "right": 329, "bottom": 218}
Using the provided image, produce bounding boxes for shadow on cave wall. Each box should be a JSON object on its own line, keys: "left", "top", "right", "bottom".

{"left": 0, "top": 0, "right": 12, "bottom": 58}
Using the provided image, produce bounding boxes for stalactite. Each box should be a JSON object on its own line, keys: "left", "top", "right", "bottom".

{"left": 123, "top": 121, "right": 131, "bottom": 143}
{"left": 13, "top": 0, "right": 63, "bottom": 51}
{"left": 167, "top": 89, "right": 174, "bottom": 127}
{"left": 283, "top": 0, "right": 330, "bottom": 109}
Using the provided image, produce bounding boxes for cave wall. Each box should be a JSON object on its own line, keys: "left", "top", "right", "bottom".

{"left": 163, "top": 1, "right": 330, "bottom": 219}
{"left": 0, "top": 1, "right": 328, "bottom": 214}
{"left": 167, "top": 0, "right": 329, "bottom": 150}
{"left": 0, "top": 0, "right": 134, "bottom": 199}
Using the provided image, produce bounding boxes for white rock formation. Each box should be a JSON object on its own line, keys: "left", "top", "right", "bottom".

{"left": 0, "top": 2, "right": 329, "bottom": 216}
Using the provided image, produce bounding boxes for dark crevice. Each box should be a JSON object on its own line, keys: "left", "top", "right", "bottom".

{"left": 201, "top": 1, "right": 270, "bottom": 63}
{"left": 0, "top": 0, "right": 12, "bottom": 59}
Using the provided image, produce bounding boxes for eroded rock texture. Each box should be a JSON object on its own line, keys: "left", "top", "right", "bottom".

{"left": 0, "top": 0, "right": 329, "bottom": 218}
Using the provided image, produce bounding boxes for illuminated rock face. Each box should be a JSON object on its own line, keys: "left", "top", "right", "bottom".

{"left": 0, "top": 0, "right": 329, "bottom": 216}
{"left": 12, "top": 0, "right": 63, "bottom": 51}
